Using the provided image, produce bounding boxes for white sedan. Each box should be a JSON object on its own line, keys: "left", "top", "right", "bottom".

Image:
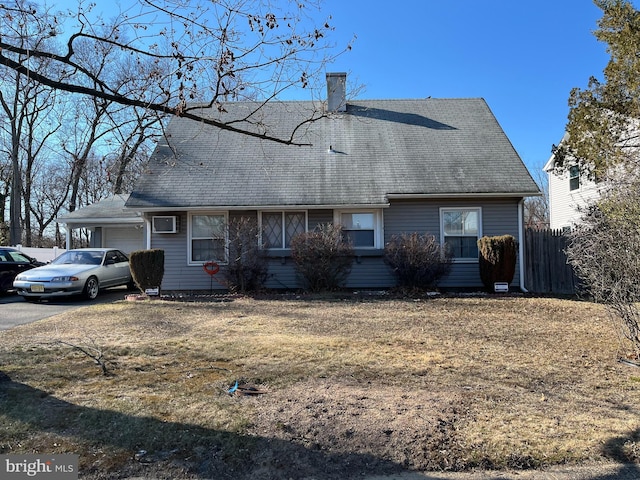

{"left": 13, "top": 248, "right": 134, "bottom": 302}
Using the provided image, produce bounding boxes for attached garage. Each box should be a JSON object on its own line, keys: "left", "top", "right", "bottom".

{"left": 56, "top": 194, "right": 145, "bottom": 254}
{"left": 101, "top": 225, "right": 144, "bottom": 254}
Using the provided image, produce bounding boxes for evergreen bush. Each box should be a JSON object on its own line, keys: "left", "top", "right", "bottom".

{"left": 129, "top": 249, "right": 165, "bottom": 293}
{"left": 477, "top": 235, "right": 518, "bottom": 291}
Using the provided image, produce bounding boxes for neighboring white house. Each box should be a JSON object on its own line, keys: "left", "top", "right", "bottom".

{"left": 543, "top": 137, "right": 601, "bottom": 230}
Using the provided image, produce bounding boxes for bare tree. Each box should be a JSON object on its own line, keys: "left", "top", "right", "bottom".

{"left": 19, "top": 86, "right": 62, "bottom": 246}
{"left": 0, "top": 1, "right": 350, "bottom": 144}
{"left": 566, "top": 173, "right": 640, "bottom": 362}
{"left": 29, "top": 161, "right": 72, "bottom": 246}
{"left": 57, "top": 16, "right": 164, "bottom": 213}
{"left": 0, "top": 143, "right": 11, "bottom": 234}
{"left": 524, "top": 167, "right": 549, "bottom": 229}
{"left": 77, "top": 154, "right": 114, "bottom": 208}
{"left": 0, "top": 0, "right": 63, "bottom": 245}
{"left": 0, "top": 0, "right": 350, "bottom": 245}
{"left": 96, "top": 53, "right": 165, "bottom": 195}
{"left": 107, "top": 108, "right": 161, "bottom": 194}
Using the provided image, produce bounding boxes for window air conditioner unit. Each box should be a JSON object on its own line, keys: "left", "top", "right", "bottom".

{"left": 152, "top": 215, "right": 178, "bottom": 233}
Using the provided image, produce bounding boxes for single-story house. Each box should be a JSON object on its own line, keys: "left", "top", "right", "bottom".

{"left": 543, "top": 135, "right": 600, "bottom": 230}
{"left": 56, "top": 194, "right": 145, "bottom": 254}
{"left": 125, "top": 73, "right": 540, "bottom": 291}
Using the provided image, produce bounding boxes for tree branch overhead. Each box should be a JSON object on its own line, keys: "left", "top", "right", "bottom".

{"left": 0, "top": 0, "right": 351, "bottom": 146}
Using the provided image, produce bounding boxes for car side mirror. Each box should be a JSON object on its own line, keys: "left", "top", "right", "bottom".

{"left": 106, "top": 259, "right": 116, "bottom": 265}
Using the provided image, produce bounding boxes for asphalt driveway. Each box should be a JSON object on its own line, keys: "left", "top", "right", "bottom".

{"left": 0, "top": 287, "right": 130, "bottom": 330}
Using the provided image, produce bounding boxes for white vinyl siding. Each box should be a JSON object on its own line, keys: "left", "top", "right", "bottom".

{"left": 547, "top": 167, "right": 600, "bottom": 230}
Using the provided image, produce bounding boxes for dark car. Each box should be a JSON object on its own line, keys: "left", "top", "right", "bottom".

{"left": 0, "top": 247, "right": 45, "bottom": 293}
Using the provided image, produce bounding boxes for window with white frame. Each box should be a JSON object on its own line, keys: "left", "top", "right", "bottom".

{"left": 189, "top": 213, "right": 227, "bottom": 263}
{"left": 336, "top": 210, "right": 382, "bottom": 248}
{"left": 261, "top": 211, "right": 306, "bottom": 248}
{"left": 440, "top": 208, "right": 481, "bottom": 260}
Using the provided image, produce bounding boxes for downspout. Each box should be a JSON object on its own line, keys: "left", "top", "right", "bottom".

{"left": 518, "top": 199, "right": 528, "bottom": 293}
{"left": 145, "top": 216, "right": 152, "bottom": 249}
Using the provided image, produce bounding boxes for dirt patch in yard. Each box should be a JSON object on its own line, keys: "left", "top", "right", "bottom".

{"left": 246, "top": 378, "right": 468, "bottom": 476}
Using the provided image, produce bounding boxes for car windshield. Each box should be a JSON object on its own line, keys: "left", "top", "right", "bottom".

{"left": 51, "top": 250, "right": 104, "bottom": 266}
{"left": 0, "top": 251, "right": 32, "bottom": 263}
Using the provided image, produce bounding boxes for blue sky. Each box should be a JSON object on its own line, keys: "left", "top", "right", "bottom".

{"left": 52, "top": 0, "right": 628, "bottom": 181}
{"left": 317, "top": 0, "right": 623, "bottom": 180}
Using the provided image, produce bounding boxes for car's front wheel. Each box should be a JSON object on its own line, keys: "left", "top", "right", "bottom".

{"left": 83, "top": 276, "right": 100, "bottom": 300}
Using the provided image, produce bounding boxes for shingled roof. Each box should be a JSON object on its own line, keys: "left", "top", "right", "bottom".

{"left": 58, "top": 194, "right": 142, "bottom": 226}
{"left": 127, "top": 97, "right": 539, "bottom": 210}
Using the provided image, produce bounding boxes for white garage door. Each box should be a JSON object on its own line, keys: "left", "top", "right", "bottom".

{"left": 103, "top": 227, "right": 145, "bottom": 254}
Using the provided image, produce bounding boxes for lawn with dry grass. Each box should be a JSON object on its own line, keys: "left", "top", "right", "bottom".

{"left": 1, "top": 295, "right": 639, "bottom": 479}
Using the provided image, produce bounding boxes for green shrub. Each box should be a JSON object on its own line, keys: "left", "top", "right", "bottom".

{"left": 223, "top": 217, "right": 268, "bottom": 292}
{"left": 384, "top": 232, "right": 453, "bottom": 290}
{"left": 290, "top": 223, "right": 354, "bottom": 292}
{"left": 477, "top": 235, "right": 518, "bottom": 291}
{"left": 129, "top": 249, "right": 165, "bottom": 292}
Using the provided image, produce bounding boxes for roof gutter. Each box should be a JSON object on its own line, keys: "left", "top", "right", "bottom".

{"left": 126, "top": 193, "right": 543, "bottom": 212}
{"left": 56, "top": 217, "right": 143, "bottom": 226}
{"left": 125, "top": 203, "right": 392, "bottom": 213}
{"left": 386, "top": 192, "right": 541, "bottom": 199}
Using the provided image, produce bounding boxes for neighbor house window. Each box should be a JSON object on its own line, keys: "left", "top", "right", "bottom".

{"left": 569, "top": 165, "right": 580, "bottom": 191}
{"left": 440, "top": 208, "right": 481, "bottom": 260}
{"left": 261, "top": 211, "right": 306, "bottom": 248}
{"left": 336, "top": 210, "right": 383, "bottom": 248}
{"left": 189, "top": 213, "right": 227, "bottom": 263}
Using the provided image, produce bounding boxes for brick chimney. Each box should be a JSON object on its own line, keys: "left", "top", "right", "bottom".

{"left": 326, "top": 72, "right": 347, "bottom": 112}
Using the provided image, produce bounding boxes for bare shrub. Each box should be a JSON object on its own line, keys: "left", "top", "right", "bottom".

{"left": 290, "top": 223, "right": 354, "bottom": 292}
{"left": 223, "top": 217, "right": 268, "bottom": 292}
{"left": 383, "top": 233, "right": 452, "bottom": 290}
{"left": 566, "top": 177, "right": 640, "bottom": 361}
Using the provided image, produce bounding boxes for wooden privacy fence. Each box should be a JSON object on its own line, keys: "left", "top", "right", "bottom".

{"left": 524, "top": 228, "right": 579, "bottom": 295}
